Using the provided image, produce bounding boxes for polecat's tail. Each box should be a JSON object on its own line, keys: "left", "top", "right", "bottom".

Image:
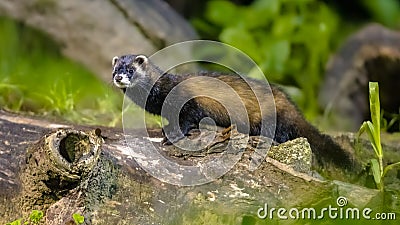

{"left": 301, "top": 123, "right": 355, "bottom": 170}
{"left": 274, "top": 115, "right": 355, "bottom": 169}
{"left": 272, "top": 86, "right": 355, "bottom": 170}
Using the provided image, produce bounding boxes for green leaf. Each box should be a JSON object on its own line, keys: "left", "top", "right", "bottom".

{"left": 365, "top": 121, "right": 377, "bottom": 149}
{"left": 369, "top": 82, "right": 382, "bottom": 157}
{"left": 270, "top": 40, "right": 290, "bottom": 73}
{"left": 369, "top": 82, "right": 380, "bottom": 127}
{"left": 243, "top": 0, "right": 280, "bottom": 28}
{"left": 382, "top": 161, "right": 400, "bottom": 178}
{"left": 6, "top": 219, "right": 21, "bottom": 225}
{"left": 357, "top": 121, "right": 367, "bottom": 138}
{"left": 206, "top": 1, "right": 238, "bottom": 27}
{"left": 360, "top": 121, "right": 380, "bottom": 157}
{"left": 219, "top": 27, "right": 261, "bottom": 62}
{"left": 272, "top": 15, "right": 299, "bottom": 37}
{"left": 250, "top": 0, "right": 280, "bottom": 15}
{"left": 73, "top": 213, "right": 85, "bottom": 224}
{"left": 260, "top": 40, "right": 291, "bottom": 76}
{"left": 370, "top": 158, "right": 381, "bottom": 186}
{"left": 29, "top": 210, "right": 43, "bottom": 223}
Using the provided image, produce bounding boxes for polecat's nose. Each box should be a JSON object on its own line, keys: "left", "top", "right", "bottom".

{"left": 114, "top": 75, "right": 123, "bottom": 82}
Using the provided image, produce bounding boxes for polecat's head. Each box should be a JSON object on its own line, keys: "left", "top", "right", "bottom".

{"left": 112, "top": 54, "right": 149, "bottom": 88}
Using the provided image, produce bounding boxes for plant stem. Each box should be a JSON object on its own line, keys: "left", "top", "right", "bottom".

{"left": 379, "top": 155, "right": 384, "bottom": 191}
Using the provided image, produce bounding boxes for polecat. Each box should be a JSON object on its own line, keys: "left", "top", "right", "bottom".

{"left": 112, "top": 54, "right": 354, "bottom": 169}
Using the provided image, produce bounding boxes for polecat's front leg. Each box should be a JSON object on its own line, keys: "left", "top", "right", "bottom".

{"left": 161, "top": 119, "right": 196, "bottom": 145}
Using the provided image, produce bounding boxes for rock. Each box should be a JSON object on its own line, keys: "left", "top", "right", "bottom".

{"left": 333, "top": 180, "right": 380, "bottom": 208}
{"left": 268, "top": 137, "right": 312, "bottom": 174}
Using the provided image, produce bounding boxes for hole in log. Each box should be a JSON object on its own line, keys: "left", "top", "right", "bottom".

{"left": 58, "top": 133, "right": 90, "bottom": 163}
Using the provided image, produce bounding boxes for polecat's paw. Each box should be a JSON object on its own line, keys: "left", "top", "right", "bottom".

{"left": 162, "top": 137, "right": 173, "bottom": 146}
{"left": 161, "top": 130, "right": 185, "bottom": 146}
{"left": 271, "top": 140, "right": 280, "bottom": 146}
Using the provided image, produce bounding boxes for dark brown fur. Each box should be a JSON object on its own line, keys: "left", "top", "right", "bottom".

{"left": 112, "top": 54, "right": 354, "bottom": 169}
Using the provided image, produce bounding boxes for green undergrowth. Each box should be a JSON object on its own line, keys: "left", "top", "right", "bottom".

{"left": 0, "top": 17, "right": 123, "bottom": 126}
{"left": 358, "top": 82, "right": 400, "bottom": 191}
{"left": 192, "top": 0, "right": 349, "bottom": 120}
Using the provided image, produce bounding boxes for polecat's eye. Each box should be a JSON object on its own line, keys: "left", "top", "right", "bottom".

{"left": 128, "top": 69, "right": 134, "bottom": 74}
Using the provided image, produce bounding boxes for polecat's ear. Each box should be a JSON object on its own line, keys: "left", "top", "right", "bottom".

{"left": 134, "top": 55, "right": 148, "bottom": 66}
{"left": 112, "top": 56, "right": 119, "bottom": 67}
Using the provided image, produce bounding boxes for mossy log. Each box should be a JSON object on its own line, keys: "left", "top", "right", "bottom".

{"left": 0, "top": 110, "right": 395, "bottom": 225}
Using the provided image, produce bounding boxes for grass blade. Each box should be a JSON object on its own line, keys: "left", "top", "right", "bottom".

{"left": 369, "top": 82, "right": 382, "bottom": 157}
{"left": 382, "top": 162, "right": 400, "bottom": 178}
{"left": 370, "top": 158, "right": 381, "bottom": 188}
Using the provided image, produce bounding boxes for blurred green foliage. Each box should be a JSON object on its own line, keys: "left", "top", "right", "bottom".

{"left": 362, "top": 0, "right": 400, "bottom": 27}
{"left": 192, "top": 0, "right": 400, "bottom": 125}
{"left": 193, "top": 0, "right": 342, "bottom": 119}
{"left": 0, "top": 17, "right": 122, "bottom": 126}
